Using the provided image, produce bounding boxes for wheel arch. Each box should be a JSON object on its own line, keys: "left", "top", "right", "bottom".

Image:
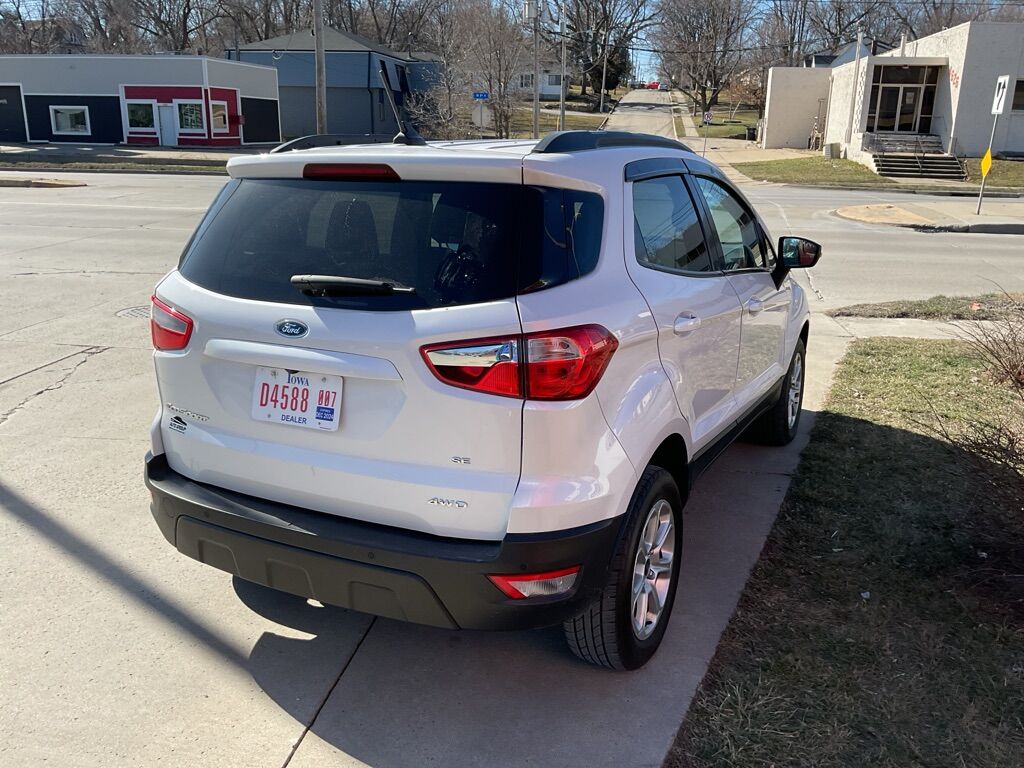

{"left": 644, "top": 432, "right": 690, "bottom": 501}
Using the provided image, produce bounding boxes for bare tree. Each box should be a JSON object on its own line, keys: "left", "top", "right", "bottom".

{"left": 404, "top": 0, "right": 476, "bottom": 138}
{"left": 654, "top": 0, "right": 754, "bottom": 113}
{"left": 466, "top": 0, "right": 525, "bottom": 138}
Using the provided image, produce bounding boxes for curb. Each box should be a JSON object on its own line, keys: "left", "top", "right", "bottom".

{"left": 748, "top": 180, "right": 1024, "bottom": 198}
{"left": 0, "top": 165, "right": 226, "bottom": 177}
{"left": 832, "top": 208, "right": 1024, "bottom": 234}
{"left": 0, "top": 178, "right": 87, "bottom": 188}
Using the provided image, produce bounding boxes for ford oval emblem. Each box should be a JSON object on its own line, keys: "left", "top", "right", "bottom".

{"left": 275, "top": 319, "right": 309, "bottom": 338}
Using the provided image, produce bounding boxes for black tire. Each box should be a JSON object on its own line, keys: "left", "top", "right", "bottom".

{"left": 563, "top": 466, "right": 682, "bottom": 670}
{"left": 750, "top": 339, "right": 806, "bottom": 446}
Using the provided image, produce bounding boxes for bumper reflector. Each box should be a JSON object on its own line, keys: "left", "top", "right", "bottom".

{"left": 487, "top": 566, "right": 581, "bottom": 599}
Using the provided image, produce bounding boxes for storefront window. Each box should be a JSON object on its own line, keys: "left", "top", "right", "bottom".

{"left": 127, "top": 103, "right": 155, "bottom": 129}
{"left": 177, "top": 102, "right": 204, "bottom": 131}
{"left": 50, "top": 106, "right": 90, "bottom": 135}
{"left": 210, "top": 102, "right": 229, "bottom": 132}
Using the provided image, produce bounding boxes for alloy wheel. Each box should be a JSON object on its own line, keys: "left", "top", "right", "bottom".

{"left": 630, "top": 499, "right": 675, "bottom": 640}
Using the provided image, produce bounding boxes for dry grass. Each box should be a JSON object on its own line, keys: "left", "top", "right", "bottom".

{"left": 668, "top": 337, "right": 1024, "bottom": 768}
{"left": 832, "top": 293, "right": 1024, "bottom": 322}
{"left": 732, "top": 157, "right": 897, "bottom": 186}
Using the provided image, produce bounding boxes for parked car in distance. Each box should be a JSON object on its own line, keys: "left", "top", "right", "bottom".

{"left": 647, "top": 81, "right": 660, "bottom": 89}
{"left": 658, "top": 82, "right": 670, "bottom": 91}
{"left": 145, "top": 130, "right": 821, "bottom": 670}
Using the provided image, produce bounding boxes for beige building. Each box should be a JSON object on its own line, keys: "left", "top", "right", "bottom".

{"left": 762, "top": 21, "right": 1024, "bottom": 179}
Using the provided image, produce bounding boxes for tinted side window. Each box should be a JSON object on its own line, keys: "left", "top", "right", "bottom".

{"left": 632, "top": 175, "right": 714, "bottom": 274}
{"left": 528, "top": 189, "right": 604, "bottom": 293}
{"left": 694, "top": 177, "right": 766, "bottom": 271}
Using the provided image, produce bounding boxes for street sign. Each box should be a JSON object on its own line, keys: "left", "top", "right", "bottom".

{"left": 703, "top": 111, "right": 713, "bottom": 125}
{"left": 473, "top": 91, "right": 489, "bottom": 101}
{"left": 991, "top": 75, "right": 1010, "bottom": 115}
{"left": 980, "top": 148, "right": 993, "bottom": 178}
{"left": 978, "top": 75, "right": 1010, "bottom": 213}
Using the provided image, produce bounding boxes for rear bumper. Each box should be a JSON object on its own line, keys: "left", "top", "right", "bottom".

{"left": 145, "top": 453, "right": 623, "bottom": 630}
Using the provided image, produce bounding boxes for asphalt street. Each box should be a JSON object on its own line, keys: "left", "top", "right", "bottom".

{"left": 1, "top": 147, "right": 1022, "bottom": 764}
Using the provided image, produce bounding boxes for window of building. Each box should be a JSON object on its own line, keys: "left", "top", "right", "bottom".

{"left": 176, "top": 101, "right": 205, "bottom": 132}
{"left": 694, "top": 176, "right": 766, "bottom": 271}
{"left": 126, "top": 102, "right": 155, "bottom": 130}
{"left": 49, "top": 106, "right": 90, "bottom": 135}
{"left": 520, "top": 73, "right": 534, "bottom": 88}
{"left": 548, "top": 74, "right": 562, "bottom": 86}
{"left": 1013, "top": 80, "right": 1024, "bottom": 112}
{"left": 210, "top": 101, "right": 229, "bottom": 132}
{"left": 632, "top": 175, "right": 714, "bottom": 274}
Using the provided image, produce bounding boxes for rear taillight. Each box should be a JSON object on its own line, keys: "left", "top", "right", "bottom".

{"left": 524, "top": 325, "right": 618, "bottom": 400}
{"left": 150, "top": 295, "right": 193, "bottom": 351}
{"left": 420, "top": 324, "right": 617, "bottom": 401}
{"left": 421, "top": 336, "right": 521, "bottom": 397}
{"left": 487, "top": 566, "right": 581, "bottom": 599}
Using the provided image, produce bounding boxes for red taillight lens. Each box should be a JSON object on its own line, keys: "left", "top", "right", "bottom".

{"left": 524, "top": 325, "right": 618, "bottom": 400}
{"left": 150, "top": 295, "right": 193, "bottom": 351}
{"left": 487, "top": 566, "right": 581, "bottom": 599}
{"left": 302, "top": 163, "right": 400, "bottom": 181}
{"left": 420, "top": 325, "right": 617, "bottom": 401}
{"left": 421, "top": 337, "right": 521, "bottom": 397}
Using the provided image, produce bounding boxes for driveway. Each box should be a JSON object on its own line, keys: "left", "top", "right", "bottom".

{"left": 2, "top": 169, "right": 1020, "bottom": 767}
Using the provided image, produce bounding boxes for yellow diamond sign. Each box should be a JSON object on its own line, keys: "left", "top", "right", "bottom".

{"left": 980, "top": 149, "right": 993, "bottom": 178}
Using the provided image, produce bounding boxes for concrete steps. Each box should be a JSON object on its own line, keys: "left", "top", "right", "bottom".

{"left": 871, "top": 152, "right": 966, "bottom": 181}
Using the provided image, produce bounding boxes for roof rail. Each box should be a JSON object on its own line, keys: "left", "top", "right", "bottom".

{"left": 531, "top": 130, "right": 691, "bottom": 155}
{"left": 269, "top": 134, "right": 392, "bottom": 153}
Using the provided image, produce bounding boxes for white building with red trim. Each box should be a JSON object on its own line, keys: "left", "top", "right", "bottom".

{"left": 0, "top": 54, "right": 280, "bottom": 146}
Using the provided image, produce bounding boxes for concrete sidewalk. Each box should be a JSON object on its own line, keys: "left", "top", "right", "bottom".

{"left": 835, "top": 198, "right": 1024, "bottom": 234}
{"left": 0, "top": 141, "right": 258, "bottom": 166}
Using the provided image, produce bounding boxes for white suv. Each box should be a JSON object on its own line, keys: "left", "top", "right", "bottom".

{"left": 145, "top": 131, "right": 820, "bottom": 670}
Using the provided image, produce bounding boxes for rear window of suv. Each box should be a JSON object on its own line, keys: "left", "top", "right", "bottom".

{"left": 179, "top": 178, "right": 603, "bottom": 311}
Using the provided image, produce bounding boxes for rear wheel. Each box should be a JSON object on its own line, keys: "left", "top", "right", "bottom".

{"left": 563, "top": 466, "right": 682, "bottom": 670}
{"left": 750, "top": 339, "right": 805, "bottom": 446}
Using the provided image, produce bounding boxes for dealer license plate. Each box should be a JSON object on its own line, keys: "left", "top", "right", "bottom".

{"left": 251, "top": 367, "right": 342, "bottom": 431}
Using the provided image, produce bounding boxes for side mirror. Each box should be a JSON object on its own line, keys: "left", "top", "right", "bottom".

{"left": 778, "top": 236, "right": 822, "bottom": 269}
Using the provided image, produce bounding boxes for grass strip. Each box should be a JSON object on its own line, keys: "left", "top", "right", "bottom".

{"left": 832, "top": 293, "right": 1024, "bottom": 322}
{"left": 669, "top": 337, "right": 1024, "bottom": 768}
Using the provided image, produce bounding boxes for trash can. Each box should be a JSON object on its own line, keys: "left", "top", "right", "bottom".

{"left": 745, "top": 126, "right": 756, "bottom": 141}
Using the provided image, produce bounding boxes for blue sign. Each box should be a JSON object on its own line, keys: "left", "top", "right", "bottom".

{"left": 473, "top": 91, "right": 489, "bottom": 100}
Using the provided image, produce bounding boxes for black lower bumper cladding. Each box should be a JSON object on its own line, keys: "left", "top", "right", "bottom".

{"left": 145, "top": 453, "right": 622, "bottom": 631}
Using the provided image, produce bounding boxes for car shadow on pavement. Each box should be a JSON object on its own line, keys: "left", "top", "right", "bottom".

{"left": 228, "top": 419, "right": 822, "bottom": 768}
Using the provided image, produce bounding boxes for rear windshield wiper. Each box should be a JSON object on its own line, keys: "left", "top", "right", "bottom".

{"left": 290, "top": 274, "right": 416, "bottom": 297}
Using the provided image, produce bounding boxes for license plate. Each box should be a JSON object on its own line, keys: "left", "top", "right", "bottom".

{"left": 251, "top": 367, "right": 342, "bottom": 431}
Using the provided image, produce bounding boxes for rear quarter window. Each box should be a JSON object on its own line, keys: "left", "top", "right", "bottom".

{"left": 179, "top": 178, "right": 603, "bottom": 311}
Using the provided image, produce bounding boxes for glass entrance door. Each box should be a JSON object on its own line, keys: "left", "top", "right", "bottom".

{"left": 874, "top": 86, "right": 900, "bottom": 132}
{"left": 867, "top": 65, "right": 941, "bottom": 135}
{"left": 898, "top": 88, "right": 919, "bottom": 131}
{"left": 871, "top": 85, "right": 922, "bottom": 133}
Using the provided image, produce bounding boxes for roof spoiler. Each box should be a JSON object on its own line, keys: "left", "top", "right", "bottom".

{"left": 532, "top": 131, "right": 692, "bottom": 154}
{"left": 270, "top": 134, "right": 392, "bottom": 153}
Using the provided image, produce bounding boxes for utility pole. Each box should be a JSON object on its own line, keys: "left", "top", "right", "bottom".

{"left": 313, "top": 0, "right": 327, "bottom": 134}
{"left": 525, "top": 1, "right": 540, "bottom": 139}
{"left": 558, "top": 0, "right": 567, "bottom": 131}
{"left": 598, "top": 25, "right": 610, "bottom": 114}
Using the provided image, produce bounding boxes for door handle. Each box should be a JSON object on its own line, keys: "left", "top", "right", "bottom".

{"left": 747, "top": 297, "right": 765, "bottom": 315}
{"left": 673, "top": 313, "right": 701, "bottom": 335}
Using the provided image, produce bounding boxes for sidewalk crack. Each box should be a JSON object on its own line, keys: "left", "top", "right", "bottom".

{"left": 0, "top": 346, "right": 108, "bottom": 427}
{"left": 280, "top": 617, "right": 376, "bottom": 768}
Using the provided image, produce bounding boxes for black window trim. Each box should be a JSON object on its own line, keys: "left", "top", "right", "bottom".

{"left": 629, "top": 170, "right": 725, "bottom": 278}
{"left": 689, "top": 173, "right": 772, "bottom": 276}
